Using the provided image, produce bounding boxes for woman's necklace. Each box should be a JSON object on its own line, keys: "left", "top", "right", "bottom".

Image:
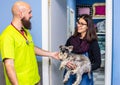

{"left": 11, "top": 23, "right": 29, "bottom": 45}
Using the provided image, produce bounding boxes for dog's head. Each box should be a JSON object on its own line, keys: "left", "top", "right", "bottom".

{"left": 59, "top": 45, "right": 73, "bottom": 60}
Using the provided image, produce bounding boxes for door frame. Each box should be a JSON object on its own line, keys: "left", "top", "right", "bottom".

{"left": 41, "top": 0, "right": 50, "bottom": 85}
{"left": 105, "top": 0, "right": 112, "bottom": 85}
{"left": 41, "top": 0, "right": 112, "bottom": 85}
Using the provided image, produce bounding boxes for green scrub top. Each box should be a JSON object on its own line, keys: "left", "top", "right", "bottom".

{"left": 0, "top": 25, "right": 40, "bottom": 85}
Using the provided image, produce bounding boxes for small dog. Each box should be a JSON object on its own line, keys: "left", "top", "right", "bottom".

{"left": 59, "top": 45, "right": 91, "bottom": 85}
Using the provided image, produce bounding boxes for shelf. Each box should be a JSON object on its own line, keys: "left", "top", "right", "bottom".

{"left": 97, "top": 32, "right": 105, "bottom": 35}
{"left": 93, "top": 17, "right": 105, "bottom": 19}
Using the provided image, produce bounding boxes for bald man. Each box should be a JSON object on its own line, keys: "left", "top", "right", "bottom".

{"left": 0, "top": 1, "right": 59, "bottom": 85}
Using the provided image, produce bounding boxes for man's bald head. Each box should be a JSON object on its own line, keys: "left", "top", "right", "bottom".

{"left": 11, "top": 1, "right": 32, "bottom": 30}
{"left": 12, "top": 1, "right": 31, "bottom": 17}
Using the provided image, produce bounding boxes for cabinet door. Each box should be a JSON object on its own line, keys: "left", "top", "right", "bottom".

{"left": 97, "top": 33, "right": 105, "bottom": 68}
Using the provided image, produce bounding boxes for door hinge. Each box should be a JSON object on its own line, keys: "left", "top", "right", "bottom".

{"left": 49, "top": 58, "right": 51, "bottom": 65}
{"left": 48, "top": 0, "right": 51, "bottom": 7}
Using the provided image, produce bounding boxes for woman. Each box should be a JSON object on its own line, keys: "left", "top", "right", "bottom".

{"left": 64, "top": 14, "right": 101, "bottom": 85}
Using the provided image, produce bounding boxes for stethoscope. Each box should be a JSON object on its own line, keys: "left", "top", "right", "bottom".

{"left": 11, "top": 23, "right": 29, "bottom": 45}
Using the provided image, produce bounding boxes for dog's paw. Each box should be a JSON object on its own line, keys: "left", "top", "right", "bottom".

{"left": 72, "top": 83, "right": 78, "bottom": 85}
{"left": 59, "top": 67, "right": 63, "bottom": 70}
{"left": 71, "top": 69, "right": 77, "bottom": 74}
{"left": 88, "top": 72, "right": 91, "bottom": 79}
{"left": 59, "top": 68, "right": 61, "bottom": 70}
{"left": 72, "top": 81, "right": 79, "bottom": 85}
{"left": 63, "top": 79, "right": 68, "bottom": 83}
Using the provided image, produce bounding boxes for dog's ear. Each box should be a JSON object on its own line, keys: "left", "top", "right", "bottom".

{"left": 59, "top": 45, "right": 66, "bottom": 49}
{"left": 68, "top": 46, "right": 73, "bottom": 52}
{"left": 59, "top": 45, "right": 63, "bottom": 49}
{"left": 59, "top": 45, "right": 64, "bottom": 49}
{"left": 59, "top": 45, "right": 65, "bottom": 50}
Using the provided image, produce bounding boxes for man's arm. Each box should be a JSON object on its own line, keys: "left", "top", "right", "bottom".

{"left": 34, "top": 46, "right": 59, "bottom": 60}
{"left": 4, "top": 59, "right": 18, "bottom": 85}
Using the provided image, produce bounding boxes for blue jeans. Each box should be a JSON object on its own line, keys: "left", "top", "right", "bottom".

{"left": 64, "top": 70, "right": 94, "bottom": 85}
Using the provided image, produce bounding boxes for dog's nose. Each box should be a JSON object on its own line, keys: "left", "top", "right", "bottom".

{"left": 62, "top": 50, "right": 64, "bottom": 53}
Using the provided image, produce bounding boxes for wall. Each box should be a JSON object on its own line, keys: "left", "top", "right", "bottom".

{"left": 112, "top": 0, "right": 120, "bottom": 84}
{"left": 0, "top": 0, "right": 42, "bottom": 60}
{"left": 67, "top": 0, "right": 76, "bottom": 15}
{"left": 67, "top": 0, "right": 76, "bottom": 37}
{"left": 24, "top": 0, "right": 42, "bottom": 61}
{"left": 67, "top": 0, "right": 76, "bottom": 9}
{"left": 50, "top": 0, "right": 67, "bottom": 85}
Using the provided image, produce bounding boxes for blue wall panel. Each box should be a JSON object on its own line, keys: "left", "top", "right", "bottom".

{"left": 67, "top": 0, "right": 76, "bottom": 25}
{"left": 112, "top": 0, "right": 120, "bottom": 84}
{"left": 67, "top": 0, "right": 76, "bottom": 10}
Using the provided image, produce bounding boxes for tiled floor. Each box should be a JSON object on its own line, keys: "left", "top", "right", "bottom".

{"left": 93, "top": 67, "right": 105, "bottom": 85}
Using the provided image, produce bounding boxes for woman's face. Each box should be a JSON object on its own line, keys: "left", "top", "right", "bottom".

{"left": 76, "top": 18, "right": 88, "bottom": 34}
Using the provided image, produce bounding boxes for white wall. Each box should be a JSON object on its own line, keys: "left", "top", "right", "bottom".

{"left": 50, "top": 0, "right": 67, "bottom": 85}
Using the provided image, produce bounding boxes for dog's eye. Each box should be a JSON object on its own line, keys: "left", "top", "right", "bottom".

{"left": 65, "top": 49, "right": 69, "bottom": 53}
{"left": 61, "top": 49, "right": 69, "bottom": 53}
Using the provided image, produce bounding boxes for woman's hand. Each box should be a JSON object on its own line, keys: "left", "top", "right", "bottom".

{"left": 66, "top": 62, "right": 76, "bottom": 70}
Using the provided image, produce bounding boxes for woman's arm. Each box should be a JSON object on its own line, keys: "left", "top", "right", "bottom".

{"left": 89, "top": 40, "right": 101, "bottom": 71}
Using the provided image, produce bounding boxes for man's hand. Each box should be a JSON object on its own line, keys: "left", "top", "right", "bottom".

{"left": 50, "top": 52, "right": 59, "bottom": 60}
{"left": 34, "top": 46, "right": 60, "bottom": 60}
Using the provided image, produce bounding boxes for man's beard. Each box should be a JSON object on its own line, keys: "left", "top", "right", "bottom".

{"left": 21, "top": 18, "right": 32, "bottom": 30}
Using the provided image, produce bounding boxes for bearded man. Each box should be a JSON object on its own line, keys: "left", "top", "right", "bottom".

{"left": 0, "top": 1, "right": 59, "bottom": 85}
